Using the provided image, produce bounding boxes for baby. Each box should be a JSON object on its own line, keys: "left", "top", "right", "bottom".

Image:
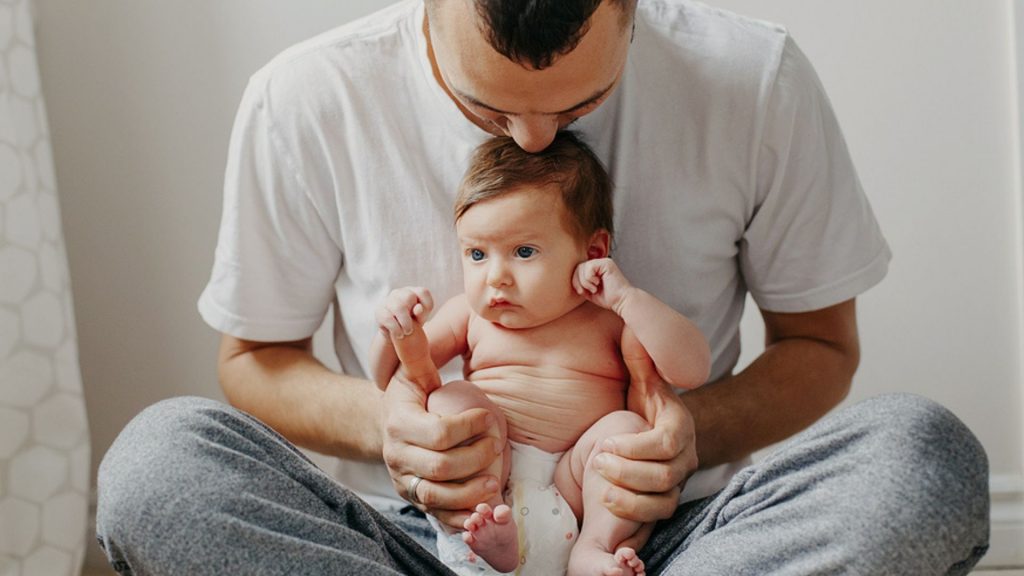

{"left": 370, "top": 132, "right": 710, "bottom": 576}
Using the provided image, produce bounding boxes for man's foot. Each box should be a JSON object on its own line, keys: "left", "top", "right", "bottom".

{"left": 568, "top": 544, "right": 646, "bottom": 576}
{"left": 462, "top": 503, "right": 519, "bottom": 572}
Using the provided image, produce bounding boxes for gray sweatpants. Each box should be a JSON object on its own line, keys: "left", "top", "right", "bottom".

{"left": 96, "top": 393, "right": 989, "bottom": 575}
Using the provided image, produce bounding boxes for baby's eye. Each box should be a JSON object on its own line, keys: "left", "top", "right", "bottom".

{"left": 469, "top": 249, "right": 486, "bottom": 261}
{"left": 515, "top": 246, "right": 537, "bottom": 259}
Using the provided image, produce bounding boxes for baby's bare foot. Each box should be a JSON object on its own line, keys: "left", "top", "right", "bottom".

{"left": 462, "top": 503, "right": 519, "bottom": 572}
{"left": 569, "top": 544, "right": 645, "bottom": 576}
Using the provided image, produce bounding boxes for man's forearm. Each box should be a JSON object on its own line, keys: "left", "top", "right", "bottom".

{"left": 219, "top": 337, "right": 384, "bottom": 461}
{"left": 682, "top": 333, "right": 857, "bottom": 469}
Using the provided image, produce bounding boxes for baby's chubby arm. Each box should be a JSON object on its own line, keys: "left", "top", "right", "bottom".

{"left": 370, "top": 286, "right": 434, "bottom": 390}
{"left": 574, "top": 258, "right": 710, "bottom": 389}
{"left": 369, "top": 288, "right": 471, "bottom": 391}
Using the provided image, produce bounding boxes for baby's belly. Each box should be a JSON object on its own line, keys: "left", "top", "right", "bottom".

{"left": 470, "top": 366, "right": 626, "bottom": 453}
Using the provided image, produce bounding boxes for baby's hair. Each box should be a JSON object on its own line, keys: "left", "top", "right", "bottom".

{"left": 454, "top": 131, "right": 614, "bottom": 241}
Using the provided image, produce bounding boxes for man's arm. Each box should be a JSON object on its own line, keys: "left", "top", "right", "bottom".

{"left": 217, "top": 333, "right": 502, "bottom": 525}
{"left": 595, "top": 298, "right": 860, "bottom": 520}
{"left": 685, "top": 298, "right": 859, "bottom": 467}
{"left": 218, "top": 335, "right": 385, "bottom": 460}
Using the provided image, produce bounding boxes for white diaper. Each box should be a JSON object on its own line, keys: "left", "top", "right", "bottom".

{"left": 432, "top": 441, "right": 580, "bottom": 575}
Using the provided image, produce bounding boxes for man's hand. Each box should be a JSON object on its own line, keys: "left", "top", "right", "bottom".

{"left": 595, "top": 327, "right": 698, "bottom": 521}
{"left": 381, "top": 373, "right": 504, "bottom": 529}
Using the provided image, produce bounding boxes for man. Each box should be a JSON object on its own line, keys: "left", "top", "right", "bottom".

{"left": 97, "top": 1, "right": 990, "bottom": 574}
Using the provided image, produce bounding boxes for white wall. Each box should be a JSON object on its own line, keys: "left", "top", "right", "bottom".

{"left": 32, "top": 0, "right": 1023, "bottom": 569}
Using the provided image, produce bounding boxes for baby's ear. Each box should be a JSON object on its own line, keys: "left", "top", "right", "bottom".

{"left": 586, "top": 229, "right": 611, "bottom": 260}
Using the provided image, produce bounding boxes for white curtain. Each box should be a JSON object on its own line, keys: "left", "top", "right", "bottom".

{"left": 0, "top": 0, "right": 91, "bottom": 574}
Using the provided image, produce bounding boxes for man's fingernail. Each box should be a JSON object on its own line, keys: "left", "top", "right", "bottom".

{"left": 485, "top": 413, "right": 495, "bottom": 428}
{"left": 494, "top": 438, "right": 504, "bottom": 454}
{"left": 602, "top": 438, "right": 617, "bottom": 452}
{"left": 593, "top": 453, "right": 608, "bottom": 471}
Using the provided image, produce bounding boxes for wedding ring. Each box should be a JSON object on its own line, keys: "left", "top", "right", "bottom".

{"left": 408, "top": 475, "right": 426, "bottom": 505}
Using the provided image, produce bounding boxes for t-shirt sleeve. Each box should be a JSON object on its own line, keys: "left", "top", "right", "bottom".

{"left": 198, "top": 75, "right": 342, "bottom": 341}
{"left": 740, "top": 35, "right": 891, "bottom": 313}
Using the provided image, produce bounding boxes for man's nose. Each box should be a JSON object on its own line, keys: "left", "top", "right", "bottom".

{"left": 507, "top": 115, "right": 558, "bottom": 153}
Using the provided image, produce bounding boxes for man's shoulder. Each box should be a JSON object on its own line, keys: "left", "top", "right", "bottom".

{"left": 639, "top": 0, "right": 788, "bottom": 41}
{"left": 245, "top": 0, "right": 421, "bottom": 108}
{"left": 637, "top": 0, "right": 789, "bottom": 70}
{"left": 625, "top": 0, "right": 795, "bottom": 120}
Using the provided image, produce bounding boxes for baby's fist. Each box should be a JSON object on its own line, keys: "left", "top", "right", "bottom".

{"left": 572, "top": 258, "right": 633, "bottom": 313}
{"left": 376, "top": 286, "right": 434, "bottom": 339}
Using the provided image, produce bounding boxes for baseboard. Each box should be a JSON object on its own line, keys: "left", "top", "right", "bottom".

{"left": 82, "top": 475, "right": 1024, "bottom": 569}
{"left": 979, "top": 474, "right": 1024, "bottom": 568}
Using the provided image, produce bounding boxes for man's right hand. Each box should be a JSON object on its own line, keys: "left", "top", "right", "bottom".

{"left": 381, "top": 373, "right": 504, "bottom": 529}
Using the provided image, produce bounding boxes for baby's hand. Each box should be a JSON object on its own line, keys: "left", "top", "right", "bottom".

{"left": 376, "top": 286, "right": 434, "bottom": 340}
{"left": 573, "top": 258, "right": 635, "bottom": 314}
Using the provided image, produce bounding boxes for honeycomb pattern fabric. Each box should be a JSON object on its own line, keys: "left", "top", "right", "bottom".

{"left": 0, "top": 0, "right": 91, "bottom": 574}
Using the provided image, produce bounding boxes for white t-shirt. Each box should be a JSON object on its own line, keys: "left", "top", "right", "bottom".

{"left": 199, "top": 0, "right": 891, "bottom": 508}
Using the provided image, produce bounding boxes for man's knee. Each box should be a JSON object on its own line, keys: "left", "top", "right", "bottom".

{"left": 96, "top": 397, "right": 248, "bottom": 543}
{"left": 844, "top": 393, "right": 990, "bottom": 559}
{"left": 854, "top": 393, "right": 988, "bottom": 485}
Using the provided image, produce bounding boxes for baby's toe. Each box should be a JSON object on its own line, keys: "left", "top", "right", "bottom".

{"left": 463, "top": 512, "right": 483, "bottom": 532}
{"left": 474, "top": 502, "right": 494, "bottom": 519}
{"left": 492, "top": 504, "right": 512, "bottom": 523}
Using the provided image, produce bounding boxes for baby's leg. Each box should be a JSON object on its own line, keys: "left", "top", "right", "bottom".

{"left": 556, "top": 410, "right": 651, "bottom": 576}
{"left": 427, "top": 381, "right": 518, "bottom": 572}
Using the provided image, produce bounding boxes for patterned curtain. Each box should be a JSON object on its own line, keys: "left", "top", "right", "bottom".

{"left": 0, "top": 0, "right": 91, "bottom": 574}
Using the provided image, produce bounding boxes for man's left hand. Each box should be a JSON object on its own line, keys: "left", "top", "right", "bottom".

{"left": 595, "top": 328, "right": 698, "bottom": 521}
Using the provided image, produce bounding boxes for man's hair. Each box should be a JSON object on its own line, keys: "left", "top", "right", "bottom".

{"left": 455, "top": 132, "right": 614, "bottom": 242}
{"left": 432, "top": 0, "right": 636, "bottom": 70}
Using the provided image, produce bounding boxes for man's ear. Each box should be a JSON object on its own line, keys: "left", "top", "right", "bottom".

{"left": 586, "top": 229, "right": 611, "bottom": 260}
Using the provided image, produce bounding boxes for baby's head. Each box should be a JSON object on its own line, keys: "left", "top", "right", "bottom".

{"left": 455, "top": 131, "right": 614, "bottom": 243}
{"left": 454, "top": 132, "right": 614, "bottom": 328}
